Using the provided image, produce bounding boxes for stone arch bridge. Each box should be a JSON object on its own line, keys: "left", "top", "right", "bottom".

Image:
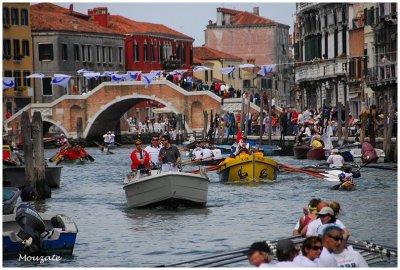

{"left": 5, "top": 81, "right": 264, "bottom": 141}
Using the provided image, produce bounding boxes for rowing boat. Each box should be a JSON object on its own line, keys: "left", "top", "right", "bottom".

{"left": 217, "top": 154, "right": 278, "bottom": 183}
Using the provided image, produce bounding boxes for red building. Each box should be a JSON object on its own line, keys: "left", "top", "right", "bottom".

{"left": 88, "top": 7, "right": 195, "bottom": 73}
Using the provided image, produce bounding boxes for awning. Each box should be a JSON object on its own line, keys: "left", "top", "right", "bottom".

{"left": 152, "top": 107, "right": 174, "bottom": 114}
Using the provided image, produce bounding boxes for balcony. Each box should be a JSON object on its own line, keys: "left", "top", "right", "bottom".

{"left": 161, "top": 59, "right": 181, "bottom": 71}
{"left": 295, "top": 58, "right": 348, "bottom": 83}
{"left": 365, "top": 62, "right": 397, "bottom": 85}
{"left": 296, "top": 3, "right": 320, "bottom": 14}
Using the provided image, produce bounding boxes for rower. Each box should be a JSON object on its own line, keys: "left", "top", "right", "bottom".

{"left": 201, "top": 146, "right": 213, "bottom": 160}
{"left": 338, "top": 166, "right": 361, "bottom": 186}
{"left": 234, "top": 136, "right": 251, "bottom": 156}
{"left": 326, "top": 149, "right": 344, "bottom": 168}
{"left": 192, "top": 145, "right": 203, "bottom": 161}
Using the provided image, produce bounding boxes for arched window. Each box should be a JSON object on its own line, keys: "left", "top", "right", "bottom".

{"left": 150, "top": 40, "right": 155, "bottom": 62}
{"left": 144, "top": 40, "right": 148, "bottom": 62}
{"left": 134, "top": 40, "right": 139, "bottom": 62}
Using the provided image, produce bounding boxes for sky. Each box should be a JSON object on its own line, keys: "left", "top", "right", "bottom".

{"left": 55, "top": 1, "right": 296, "bottom": 46}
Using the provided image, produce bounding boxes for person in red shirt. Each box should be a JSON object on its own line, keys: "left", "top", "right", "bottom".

{"left": 215, "top": 83, "right": 221, "bottom": 96}
{"left": 6, "top": 110, "right": 12, "bottom": 119}
{"left": 291, "top": 109, "right": 299, "bottom": 135}
{"left": 130, "top": 139, "right": 150, "bottom": 172}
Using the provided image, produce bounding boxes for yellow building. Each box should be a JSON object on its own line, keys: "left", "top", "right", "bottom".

{"left": 3, "top": 3, "right": 33, "bottom": 120}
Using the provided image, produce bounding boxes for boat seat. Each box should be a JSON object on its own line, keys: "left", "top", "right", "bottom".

{"left": 51, "top": 215, "right": 65, "bottom": 230}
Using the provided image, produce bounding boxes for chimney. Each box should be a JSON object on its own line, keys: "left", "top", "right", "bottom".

{"left": 88, "top": 7, "right": 108, "bottom": 28}
{"left": 208, "top": 20, "right": 213, "bottom": 26}
{"left": 69, "top": 4, "right": 73, "bottom": 14}
{"left": 253, "top": 7, "right": 259, "bottom": 16}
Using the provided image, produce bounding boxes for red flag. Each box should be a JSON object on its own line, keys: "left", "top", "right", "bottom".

{"left": 236, "top": 127, "right": 242, "bottom": 143}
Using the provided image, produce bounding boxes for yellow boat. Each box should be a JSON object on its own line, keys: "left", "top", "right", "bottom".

{"left": 217, "top": 154, "right": 278, "bottom": 183}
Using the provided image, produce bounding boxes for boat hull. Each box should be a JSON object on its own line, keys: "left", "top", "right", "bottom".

{"left": 3, "top": 212, "right": 78, "bottom": 258}
{"left": 293, "top": 145, "right": 311, "bottom": 159}
{"left": 306, "top": 148, "right": 326, "bottom": 160}
{"left": 3, "top": 187, "right": 21, "bottom": 214}
{"left": 3, "top": 165, "right": 62, "bottom": 188}
{"left": 189, "top": 158, "right": 223, "bottom": 166}
{"left": 123, "top": 172, "right": 209, "bottom": 208}
{"left": 350, "top": 148, "right": 385, "bottom": 163}
{"left": 217, "top": 155, "right": 278, "bottom": 183}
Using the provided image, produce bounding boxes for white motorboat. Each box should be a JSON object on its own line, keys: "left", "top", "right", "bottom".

{"left": 350, "top": 148, "right": 385, "bottom": 163}
{"left": 123, "top": 168, "right": 209, "bottom": 209}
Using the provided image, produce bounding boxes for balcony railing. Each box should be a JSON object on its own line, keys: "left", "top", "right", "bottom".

{"left": 296, "top": 3, "right": 320, "bottom": 14}
{"left": 365, "top": 62, "right": 397, "bottom": 84}
{"left": 295, "top": 58, "right": 348, "bottom": 82}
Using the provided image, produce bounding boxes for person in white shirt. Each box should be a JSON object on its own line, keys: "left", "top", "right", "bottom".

{"left": 234, "top": 137, "right": 251, "bottom": 155}
{"left": 201, "top": 147, "right": 213, "bottom": 160}
{"left": 318, "top": 225, "right": 344, "bottom": 267}
{"left": 110, "top": 131, "right": 115, "bottom": 146}
{"left": 144, "top": 136, "right": 162, "bottom": 168}
{"left": 333, "top": 244, "right": 369, "bottom": 267}
{"left": 306, "top": 206, "right": 350, "bottom": 240}
{"left": 192, "top": 146, "right": 203, "bottom": 161}
{"left": 293, "top": 236, "right": 322, "bottom": 267}
{"left": 211, "top": 148, "right": 222, "bottom": 160}
{"left": 246, "top": 241, "right": 273, "bottom": 267}
{"left": 326, "top": 149, "right": 344, "bottom": 168}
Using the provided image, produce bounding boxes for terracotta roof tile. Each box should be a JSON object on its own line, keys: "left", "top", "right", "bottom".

{"left": 216, "top": 7, "right": 289, "bottom": 27}
{"left": 108, "top": 15, "right": 193, "bottom": 41}
{"left": 31, "top": 3, "right": 122, "bottom": 36}
{"left": 194, "top": 46, "right": 242, "bottom": 61}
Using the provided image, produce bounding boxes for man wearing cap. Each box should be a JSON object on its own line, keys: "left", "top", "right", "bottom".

{"left": 274, "top": 239, "right": 299, "bottom": 267}
{"left": 246, "top": 241, "right": 273, "bottom": 267}
{"left": 306, "top": 206, "right": 350, "bottom": 240}
{"left": 326, "top": 148, "right": 344, "bottom": 168}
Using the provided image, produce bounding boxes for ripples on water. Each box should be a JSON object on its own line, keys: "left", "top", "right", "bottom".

{"left": 4, "top": 147, "right": 397, "bottom": 267}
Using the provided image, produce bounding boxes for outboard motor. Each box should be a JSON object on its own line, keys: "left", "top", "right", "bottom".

{"left": 15, "top": 204, "right": 46, "bottom": 254}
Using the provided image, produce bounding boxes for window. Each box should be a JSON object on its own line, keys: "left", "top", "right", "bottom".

{"left": 21, "top": 9, "right": 28, "bottom": 26}
{"left": 39, "top": 43, "right": 53, "bottom": 61}
{"left": 23, "top": 71, "right": 31, "bottom": 87}
{"left": 22, "top": 40, "right": 29, "bottom": 56}
{"left": 210, "top": 70, "right": 213, "bottom": 81}
{"left": 261, "top": 78, "right": 267, "bottom": 89}
{"left": 4, "top": 70, "right": 12, "bottom": 78}
{"left": 73, "top": 44, "right": 80, "bottom": 61}
{"left": 81, "top": 45, "right": 86, "bottom": 62}
{"left": 205, "top": 70, "right": 209, "bottom": 82}
{"left": 108, "top": 47, "right": 112, "bottom": 62}
{"left": 3, "top": 7, "right": 10, "bottom": 25}
{"left": 61, "top": 44, "right": 68, "bottom": 60}
{"left": 134, "top": 41, "right": 139, "bottom": 62}
{"left": 102, "top": 46, "right": 106, "bottom": 63}
{"left": 96, "top": 45, "right": 101, "bottom": 63}
{"left": 13, "top": 70, "right": 21, "bottom": 87}
{"left": 334, "top": 29, "right": 338, "bottom": 57}
{"left": 342, "top": 26, "right": 347, "bottom": 55}
{"left": 238, "top": 68, "right": 242, "bottom": 79}
{"left": 3, "top": 39, "right": 11, "bottom": 58}
{"left": 11, "top": 8, "right": 19, "bottom": 25}
{"left": 159, "top": 42, "right": 163, "bottom": 62}
{"left": 42, "top": 77, "right": 53, "bottom": 96}
{"left": 118, "top": 47, "right": 123, "bottom": 64}
{"left": 182, "top": 45, "right": 186, "bottom": 64}
{"left": 150, "top": 41, "right": 155, "bottom": 62}
{"left": 13, "top": 39, "right": 20, "bottom": 59}
{"left": 176, "top": 44, "right": 181, "bottom": 60}
{"left": 190, "top": 47, "right": 193, "bottom": 66}
{"left": 86, "top": 45, "right": 91, "bottom": 62}
{"left": 144, "top": 42, "right": 148, "bottom": 62}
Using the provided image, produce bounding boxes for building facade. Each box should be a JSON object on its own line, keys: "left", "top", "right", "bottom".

{"left": 193, "top": 46, "right": 246, "bottom": 90}
{"left": 3, "top": 3, "right": 34, "bottom": 119}
{"left": 30, "top": 3, "right": 125, "bottom": 103}
{"left": 205, "top": 7, "right": 293, "bottom": 108}
{"left": 294, "top": 3, "right": 351, "bottom": 112}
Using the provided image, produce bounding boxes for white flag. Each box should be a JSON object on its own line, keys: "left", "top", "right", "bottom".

{"left": 193, "top": 66, "right": 210, "bottom": 72}
{"left": 3, "top": 77, "right": 15, "bottom": 89}
{"left": 111, "top": 73, "right": 125, "bottom": 83}
{"left": 141, "top": 73, "right": 158, "bottom": 88}
{"left": 51, "top": 75, "right": 71, "bottom": 88}
{"left": 77, "top": 69, "right": 90, "bottom": 74}
{"left": 238, "top": 64, "right": 255, "bottom": 69}
{"left": 83, "top": 72, "right": 100, "bottom": 80}
{"left": 26, "top": 73, "right": 45, "bottom": 78}
{"left": 257, "top": 64, "right": 276, "bottom": 76}
{"left": 126, "top": 71, "right": 141, "bottom": 81}
{"left": 103, "top": 71, "right": 118, "bottom": 77}
{"left": 219, "top": 67, "right": 235, "bottom": 74}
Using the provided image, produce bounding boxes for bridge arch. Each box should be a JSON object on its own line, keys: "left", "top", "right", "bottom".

{"left": 84, "top": 93, "right": 186, "bottom": 139}
{"left": 42, "top": 117, "right": 69, "bottom": 137}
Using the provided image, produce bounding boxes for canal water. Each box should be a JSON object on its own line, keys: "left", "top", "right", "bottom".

{"left": 3, "top": 146, "right": 397, "bottom": 267}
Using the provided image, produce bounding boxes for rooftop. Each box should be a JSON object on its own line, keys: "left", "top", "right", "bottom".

{"left": 194, "top": 46, "right": 242, "bottom": 61}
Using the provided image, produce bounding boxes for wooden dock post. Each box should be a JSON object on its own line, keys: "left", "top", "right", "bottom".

{"left": 77, "top": 117, "right": 83, "bottom": 139}
{"left": 32, "top": 111, "right": 50, "bottom": 199}
{"left": 203, "top": 110, "right": 208, "bottom": 138}
{"left": 337, "top": 102, "right": 343, "bottom": 142}
{"left": 259, "top": 96, "right": 264, "bottom": 145}
{"left": 21, "top": 111, "right": 33, "bottom": 188}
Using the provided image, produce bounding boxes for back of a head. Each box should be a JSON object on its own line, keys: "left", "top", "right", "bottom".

{"left": 276, "top": 239, "right": 296, "bottom": 261}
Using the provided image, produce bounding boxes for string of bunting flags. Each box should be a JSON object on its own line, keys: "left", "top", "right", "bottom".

{"left": 2, "top": 64, "right": 276, "bottom": 90}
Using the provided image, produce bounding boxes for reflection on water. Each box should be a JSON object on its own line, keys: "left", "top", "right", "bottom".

{"left": 3, "top": 147, "right": 397, "bottom": 267}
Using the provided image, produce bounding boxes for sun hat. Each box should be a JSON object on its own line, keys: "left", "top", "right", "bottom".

{"left": 317, "top": 206, "right": 334, "bottom": 216}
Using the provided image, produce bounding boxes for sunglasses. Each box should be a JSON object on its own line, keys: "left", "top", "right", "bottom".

{"left": 327, "top": 235, "right": 343, "bottom": 242}
{"left": 160, "top": 139, "right": 166, "bottom": 142}
{"left": 310, "top": 245, "right": 323, "bottom": 251}
{"left": 152, "top": 139, "right": 159, "bottom": 141}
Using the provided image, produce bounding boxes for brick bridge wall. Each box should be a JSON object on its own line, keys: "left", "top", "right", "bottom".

{"left": 7, "top": 81, "right": 259, "bottom": 139}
